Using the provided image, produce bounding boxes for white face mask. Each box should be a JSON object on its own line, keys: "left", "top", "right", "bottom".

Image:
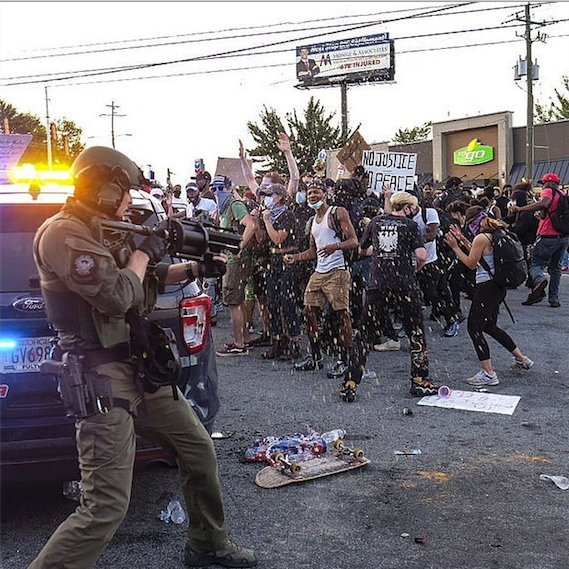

{"left": 295, "top": 192, "right": 306, "bottom": 205}
{"left": 263, "top": 195, "right": 274, "bottom": 209}
{"left": 308, "top": 200, "right": 324, "bottom": 210}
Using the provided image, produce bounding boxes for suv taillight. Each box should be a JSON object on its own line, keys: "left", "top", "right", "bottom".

{"left": 180, "top": 295, "right": 211, "bottom": 355}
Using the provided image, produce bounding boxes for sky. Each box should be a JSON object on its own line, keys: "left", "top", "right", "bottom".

{"left": 1, "top": 1, "right": 568, "bottom": 186}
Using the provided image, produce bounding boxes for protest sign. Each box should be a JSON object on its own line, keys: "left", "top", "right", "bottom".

{"left": 336, "top": 130, "right": 370, "bottom": 173}
{"left": 362, "top": 150, "right": 417, "bottom": 194}
{"left": 0, "top": 134, "right": 33, "bottom": 170}
{"left": 417, "top": 390, "right": 520, "bottom": 416}
{"left": 214, "top": 157, "right": 253, "bottom": 187}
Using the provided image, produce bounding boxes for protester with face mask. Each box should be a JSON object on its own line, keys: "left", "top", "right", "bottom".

{"left": 186, "top": 182, "right": 218, "bottom": 220}
{"left": 444, "top": 207, "right": 534, "bottom": 386}
{"left": 345, "top": 191, "right": 440, "bottom": 399}
{"left": 284, "top": 181, "right": 358, "bottom": 400}
{"left": 258, "top": 183, "right": 303, "bottom": 360}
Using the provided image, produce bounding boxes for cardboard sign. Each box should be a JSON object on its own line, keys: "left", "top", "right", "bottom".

{"left": 336, "top": 130, "right": 371, "bottom": 173}
{"left": 417, "top": 390, "right": 521, "bottom": 416}
{"left": 0, "top": 134, "right": 33, "bottom": 170}
{"left": 362, "top": 150, "right": 417, "bottom": 194}
{"left": 214, "top": 157, "right": 253, "bottom": 187}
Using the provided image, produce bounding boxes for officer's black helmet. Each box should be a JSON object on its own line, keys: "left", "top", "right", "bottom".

{"left": 71, "top": 146, "right": 146, "bottom": 215}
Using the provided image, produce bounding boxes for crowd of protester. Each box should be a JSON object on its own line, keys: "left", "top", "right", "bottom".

{"left": 148, "top": 135, "right": 568, "bottom": 402}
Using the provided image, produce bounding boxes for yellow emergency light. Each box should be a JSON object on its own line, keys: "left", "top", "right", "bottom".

{"left": 9, "top": 164, "right": 72, "bottom": 184}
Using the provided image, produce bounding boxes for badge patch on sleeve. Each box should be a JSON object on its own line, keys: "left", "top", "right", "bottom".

{"left": 71, "top": 252, "right": 98, "bottom": 284}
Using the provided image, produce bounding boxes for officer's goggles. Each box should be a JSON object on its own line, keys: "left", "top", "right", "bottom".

{"left": 75, "top": 164, "right": 132, "bottom": 193}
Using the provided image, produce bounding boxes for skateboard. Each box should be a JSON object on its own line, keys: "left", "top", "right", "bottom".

{"left": 255, "top": 440, "right": 370, "bottom": 489}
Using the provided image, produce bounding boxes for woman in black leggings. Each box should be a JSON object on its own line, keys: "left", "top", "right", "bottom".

{"left": 444, "top": 206, "right": 533, "bottom": 387}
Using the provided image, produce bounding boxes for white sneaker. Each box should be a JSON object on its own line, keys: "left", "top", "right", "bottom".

{"left": 465, "top": 370, "right": 499, "bottom": 386}
{"left": 511, "top": 356, "right": 534, "bottom": 371}
{"left": 373, "top": 339, "right": 400, "bottom": 352}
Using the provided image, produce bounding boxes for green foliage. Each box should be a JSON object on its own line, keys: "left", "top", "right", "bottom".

{"left": 535, "top": 76, "right": 569, "bottom": 124}
{"left": 392, "top": 121, "right": 432, "bottom": 144}
{"left": 246, "top": 96, "right": 348, "bottom": 175}
{"left": 0, "top": 99, "right": 85, "bottom": 166}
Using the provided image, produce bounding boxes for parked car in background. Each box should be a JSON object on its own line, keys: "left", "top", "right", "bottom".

{"left": 0, "top": 178, "right": 220, "bottom": 485}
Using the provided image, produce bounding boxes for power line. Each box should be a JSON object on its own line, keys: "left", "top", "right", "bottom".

{"left": 0, "top": 2, "right": 475, "bottom": 86}
{"left": 0, "top": 3, "right": 456, "bottom": 57}
{"left": 23, "top": 32, "right": 569, "bottom": 90}
{"left": 7, "top": 16, "right": 569, "bottom": 88}
{"left": 3, "top": 2, "right": 480, "bottom": 63}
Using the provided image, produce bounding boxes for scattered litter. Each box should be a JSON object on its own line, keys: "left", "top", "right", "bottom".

{"left": 159, "top": 500, "right": 186, "bottom": 524}
{"left": 473, "top": 386, "right": 490, "bottom": 393}
{"left": 62, "top": 480, "right": 82, "bottom": 502}
{"left": 540, "top": 474, "right": 569, "bottom": 490}
{"left": 211, "top": 431, "right": 234, "bottom": 440}
{"left": 521, "top": 422, "right": 540, "bottom": 430}
{"left": 418, "top": 390, "right": 520, "bottom": 415}
{"left": 362, "top": 370, "right": 377, "bottom": 381}
{"left": 402, "top": 408, "right": 413, "bottom": 416}
{"left": 414, "top": 537, "right": 427, "bottom": 545}
{"left": 438, "top": 385, "right": 452, "bottom": 398}
{"left": 395, "top": 449, "right": 422, "bottom": 456}
{"left": 400, "top": 533, "right": 410, "bottom": 538}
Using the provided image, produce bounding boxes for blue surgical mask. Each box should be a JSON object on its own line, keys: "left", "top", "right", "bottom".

{"left": 308, "top": 200, "right": 324, "bottom": 210}
{"left": 264, "top": 195, "right": 274, "bottom": 209}
{"left": 295, "top": 192, "right": 306, "bottom": 205}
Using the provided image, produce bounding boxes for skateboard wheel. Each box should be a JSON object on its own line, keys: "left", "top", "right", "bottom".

{"left": 289, "top": 462, "right": 301, "bottom": 474}
{"left": 333, "top": 439, "right": 345, "bottom": 451}
{"left": 353, "top": 448, "right": 365, "bottom": 460}
{"left": 272, "top": 451, "right": 284, "bottom": 462}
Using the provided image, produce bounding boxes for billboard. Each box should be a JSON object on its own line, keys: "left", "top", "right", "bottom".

{"left": 295, "top": 33, "right": 394, "bottom": 87}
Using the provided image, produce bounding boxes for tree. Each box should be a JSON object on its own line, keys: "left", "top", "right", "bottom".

{"left": 392, "top": 121, "right": 432, "bottom": 144}
{"left": 535, "top": 76, "right": 569, "bottom": 123}
{"left": 246, "top": 96, "right": 348, "bottom": 175}
{"left": 0, "top": 99, "right": 85, "bottom": 166}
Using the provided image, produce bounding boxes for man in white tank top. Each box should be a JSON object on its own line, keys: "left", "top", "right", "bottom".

{"left": 284, "top": 181, "right": 358, "bottom": 400}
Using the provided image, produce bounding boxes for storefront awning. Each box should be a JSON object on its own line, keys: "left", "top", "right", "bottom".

{"left": 509, "top": 159, "right": 569, "bottom": 185}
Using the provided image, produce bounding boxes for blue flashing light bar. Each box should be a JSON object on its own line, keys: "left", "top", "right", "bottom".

{"left": 0, "top": 340, "right": 17, "bottom": 350}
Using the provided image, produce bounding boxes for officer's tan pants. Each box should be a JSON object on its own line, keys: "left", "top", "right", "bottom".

{"left": 28, "top": 362, "right": 228, "bottom": 569}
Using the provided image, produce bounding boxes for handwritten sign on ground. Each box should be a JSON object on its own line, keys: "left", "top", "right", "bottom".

{"left": 417, "top": 390, "right": 520, "bottom": 416}
{"left": 215, "top": 157, "right": 253, "bottom": 187}
{"left": 362, "top": 150, "right": 417, "bottom": 194}
{"left": 336, "top": 130, "right": 370, "bottom": 173}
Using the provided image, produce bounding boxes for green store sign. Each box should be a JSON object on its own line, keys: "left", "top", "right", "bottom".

{"left": 453, "top": 139, "right": 494, "bottom": 166}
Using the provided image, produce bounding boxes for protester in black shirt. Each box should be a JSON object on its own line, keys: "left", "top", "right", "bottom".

{"left": 435, "top": 177, "right": 472, "bottom": 211}
{"left": 344, "top": 191, "right": 440, "bottom": 399}
{"left": 260, "top": 183, "right": 302, "bottom": 360}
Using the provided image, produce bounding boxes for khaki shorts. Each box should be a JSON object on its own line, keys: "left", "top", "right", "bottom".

{"left": 304, "top": 268, "right": 351, "bottom": 311}
{"left": 222, "top": 257, "right": 253, "bottom": 306}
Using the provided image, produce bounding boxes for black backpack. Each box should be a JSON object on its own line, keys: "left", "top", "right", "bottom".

{"left": 548, "top": 188, "right": 569, "bottom": 236}
{"left": 481, "top": 229, "right": 528, "bottom": 290}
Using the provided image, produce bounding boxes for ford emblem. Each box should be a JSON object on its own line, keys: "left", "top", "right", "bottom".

{"left": 12, "top": 297, "right": 45, "bottom": 312}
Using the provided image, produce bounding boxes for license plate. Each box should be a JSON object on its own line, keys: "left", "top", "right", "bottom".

{"left": 0, "top": 337, "right": 53, "bottom": 374}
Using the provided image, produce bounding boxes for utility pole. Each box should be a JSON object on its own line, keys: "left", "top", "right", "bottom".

{"left": 100, "top": 101, "right": 126, "bottom": 149}
{"left": 45, "top": 86, "right": 52, "bottom": 170}
{"left": 525, "top": 4, "right": 534, "bottom": 184}
{"left": 511, "top": 3, "right": 549, "bottom": 184}
{"left": 340, "top": 82, "right": 348, "bottom": 140}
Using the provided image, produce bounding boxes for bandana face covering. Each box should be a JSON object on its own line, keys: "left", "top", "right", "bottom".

{"left": 468, "top": 211, "right": 488, "bottom": 235}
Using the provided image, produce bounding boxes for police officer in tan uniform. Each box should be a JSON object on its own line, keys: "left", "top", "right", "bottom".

{"left": 29, "top": 146, "right": 257, "bottom": 569}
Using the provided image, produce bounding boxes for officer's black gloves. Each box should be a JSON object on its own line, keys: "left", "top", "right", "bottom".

{"left": 137, "top": 234, "right": 168, "bottom": 264}
{"left": 194, "top": 256, "right": 227, "bottom": 279}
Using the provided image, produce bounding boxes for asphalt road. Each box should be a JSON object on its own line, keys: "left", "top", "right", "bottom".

{"left": 2, "top": 276, "right": 569, "bottom": 569}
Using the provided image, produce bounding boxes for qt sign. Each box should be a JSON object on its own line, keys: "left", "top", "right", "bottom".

{"left": 454, "top": 139, "right": 494, "bottom": 166}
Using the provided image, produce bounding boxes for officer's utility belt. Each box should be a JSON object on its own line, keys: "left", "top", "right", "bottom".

{"left": 40, "top": 346, "right": 135, "bottom": 422}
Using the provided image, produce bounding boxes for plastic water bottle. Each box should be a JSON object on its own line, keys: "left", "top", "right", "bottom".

{"left": 167, "top": 500, "right": 186, "bottom": 524}
{"left": 320, "top": 429, "right": 346, "bottom": 444}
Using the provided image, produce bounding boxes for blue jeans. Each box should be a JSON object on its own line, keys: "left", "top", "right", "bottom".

{"left": 529, "top": 235, "right": 569, "bottom": 303}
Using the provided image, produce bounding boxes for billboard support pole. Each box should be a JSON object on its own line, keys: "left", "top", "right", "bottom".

{"left": 340, "top": 82, "right": 348, "bottom": 140}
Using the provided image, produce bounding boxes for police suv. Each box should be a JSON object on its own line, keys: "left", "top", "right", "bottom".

{"left": 0, "top": 176, "right": 220, "bottom": 485}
